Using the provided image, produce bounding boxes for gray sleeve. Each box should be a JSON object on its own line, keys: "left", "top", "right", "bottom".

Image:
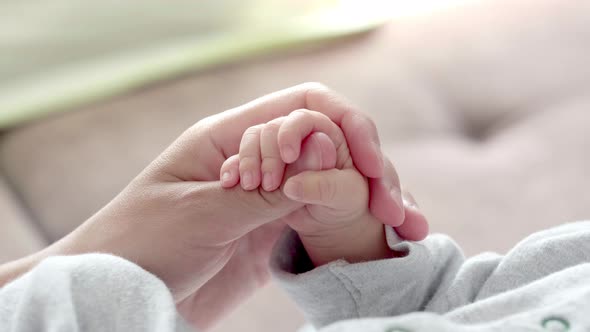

{"left": 0, "top": 253, "right": 195, "bottom": 332}
{"left": 271, "top": 221, "right": 590, "bottom": 329}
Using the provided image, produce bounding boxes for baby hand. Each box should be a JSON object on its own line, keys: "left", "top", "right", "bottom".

{"left": 220, "top": 110, "right": 392, "bottom": 266}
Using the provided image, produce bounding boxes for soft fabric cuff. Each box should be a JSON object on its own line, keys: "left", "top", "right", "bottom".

{"left": 270, "top": 227, "right": 448, "bottom": 328}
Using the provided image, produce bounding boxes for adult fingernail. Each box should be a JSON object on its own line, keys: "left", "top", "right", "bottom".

{"left": 375, "top": 144, "right": 385, "bottom": 176}
{"left": 281, "top": 144, "right": 297, "bottom": 163}
{"left": 242, "top": 171, "right": 254, "bottom": 189}
{"left": 284, "top": 180, "right": 303, "bottom": 200}
{"left": 262, "top": 172, "right": 274, "bottom": 191}
{"left": 390, "top": 186, "right": 404, "bottom": 211}
{"left": 402, "top": 190, "right": 419, "bottom": 209}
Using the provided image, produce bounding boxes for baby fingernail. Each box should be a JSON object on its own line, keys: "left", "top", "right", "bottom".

{"left": 221, "top": 171, "right": 232, "bottom": 185}
{"left": 242, "top": 171, "right": 254, "bottom": 189}
{"left": 262, "top": 172, "right": 274, "bottom": 191}
{"left": 284, "top": 180, "right": 303, "bottom": 200}
{"left": 281, "top": 145, "right": 297, "bottom": 162}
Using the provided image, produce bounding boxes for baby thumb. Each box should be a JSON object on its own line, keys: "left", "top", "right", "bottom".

{"left": 283, "top": 168, "right": 367, "bottom": 212}
{"left": 183, "top": 132, "right": 341, "bottom": 238}
{"left": 282, "top": 131, "right": 365, "bottom": 212}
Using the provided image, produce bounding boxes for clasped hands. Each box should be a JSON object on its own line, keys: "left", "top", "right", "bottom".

{"left": 0, "top": 83, "right": 428, "bottom": 330}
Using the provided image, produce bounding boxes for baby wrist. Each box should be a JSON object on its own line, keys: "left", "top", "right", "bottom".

{"left": 299, "top": 216, "right": 393, "bottom": 266}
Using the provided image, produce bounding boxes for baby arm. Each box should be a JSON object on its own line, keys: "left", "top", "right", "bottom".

{"left": 220, "top": 109, "right": 392, "bottom": 266}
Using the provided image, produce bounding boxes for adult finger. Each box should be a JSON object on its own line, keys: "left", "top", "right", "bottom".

{"left": 340, "top": 110, "right": 383, "bottom": 177}
{"left": 369, "top": 156, "right": 405, "bottom": 227}
{"left": 394, "top": 190, "right": 429, "bottom": 241}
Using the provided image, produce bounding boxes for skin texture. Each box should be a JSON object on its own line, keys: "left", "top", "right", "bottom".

{"left": 0, "top": 83, "right": 428, "bottom": 330}
{"left": 221, "top": 110, "right": 392, "bottom": 266}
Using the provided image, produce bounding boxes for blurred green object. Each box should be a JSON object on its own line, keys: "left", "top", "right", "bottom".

{"left": 0, "top": 0, "right": 390, "bottom": 129}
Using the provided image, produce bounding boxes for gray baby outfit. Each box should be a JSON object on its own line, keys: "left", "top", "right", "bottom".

{"left": 1, "top": 221, "right": 590, "bottom": 331}
{"left": 272, "top": 222, "right": 590, "bottom": 331}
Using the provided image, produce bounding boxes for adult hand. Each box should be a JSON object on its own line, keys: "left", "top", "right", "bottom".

{"left": 8, "top": 83, "right": 428, "bottom": 329}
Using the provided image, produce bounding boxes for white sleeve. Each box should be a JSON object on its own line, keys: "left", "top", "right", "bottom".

{"left": 0, "top": 254, "right": 195, "bottom": 332}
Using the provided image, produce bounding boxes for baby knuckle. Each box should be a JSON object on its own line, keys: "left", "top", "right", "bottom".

{"left": 267, "top": 116, "right": 286, "bottom": 126}
{"left": 266, "top": 120, "right": 282, "bottom": 131}
{"left": 260, "top": 159, "right": 281, "bottom": 174}
{"left": 261, "top": 121, "right": 281, "bottom": 136}
{"left": 290, "top": 108, "right": 312, "bottom": 119}
{"left": 317, "top": 177, "right": 336, "bottom": 203}
{"left": 238, "top": 156, "right": 260, "bottom": 169}
{"left": 243, "top": 126, "right": 262, "bottom": 138}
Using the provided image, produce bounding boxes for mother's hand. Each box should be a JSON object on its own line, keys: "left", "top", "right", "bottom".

{"left": 156, "top": 82, "right": 426, "bottom": 238}
{"left": 11, "top": 83, "right": 427, "bottom": 329}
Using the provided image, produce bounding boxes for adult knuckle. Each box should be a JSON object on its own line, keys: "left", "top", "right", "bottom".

{"left": 256, "top": 187, "right": 288, "bottom": 217}
{"left": 365, "top": 115, "right": 378, "bottom": 132}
